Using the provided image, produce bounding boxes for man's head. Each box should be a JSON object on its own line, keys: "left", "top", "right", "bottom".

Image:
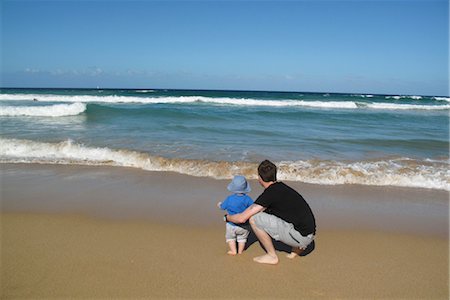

{"left": 258, "top": 160, "right": 277, "bottom": 183}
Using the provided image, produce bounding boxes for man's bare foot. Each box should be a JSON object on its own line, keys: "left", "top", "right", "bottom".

{"left": 227, "top": 251, "right": 237, "bottom": 256}
{"left": 253, "top": 254, "right": 279, "bottom": 265}
{"left": 286, "top": 247, "right": 303, "bottom": 259}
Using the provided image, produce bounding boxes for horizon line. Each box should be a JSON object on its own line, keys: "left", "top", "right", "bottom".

{"left": 1, "top": 86, "right": 447, "bottom": 98}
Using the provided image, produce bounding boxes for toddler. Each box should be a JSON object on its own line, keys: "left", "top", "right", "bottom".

{"left": 217, "top": 175, "right": 253, "bottom": 255}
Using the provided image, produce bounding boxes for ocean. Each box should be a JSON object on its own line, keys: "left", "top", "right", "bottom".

{"left": 1, "top": 88, "right": 449, "bottom": 191}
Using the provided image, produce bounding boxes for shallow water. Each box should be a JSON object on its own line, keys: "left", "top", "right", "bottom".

{"left": 1, "top": 88, "right": 448, "bottom": 190}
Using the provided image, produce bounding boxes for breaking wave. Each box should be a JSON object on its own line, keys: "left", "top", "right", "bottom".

{"left": 386, "top": 95, "right": 423, "bottom": 100}
{"left": 0, "top": 103, "right": 86, "bottom": 117}
{"left": 1, "top": 138, "right": 448, "bottom": 191}
{"left": 0, "top": 93, "right": 449, "bottom": 110}
{"left": 434, "top": 97, "right": 450, "bottom": 102}
{"left": 363, "top": 102, "right": 450, "bottom": 110}
{"left": 135, "top": 90, "right": 155, "bottom": 93}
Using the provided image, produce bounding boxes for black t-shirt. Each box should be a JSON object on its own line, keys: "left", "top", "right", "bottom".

{"left": 255, "top": 182, "right": 316, "bottom": 236}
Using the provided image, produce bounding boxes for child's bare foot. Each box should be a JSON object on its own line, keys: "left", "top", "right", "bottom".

{"left": 253, "top": 254, "right": 278, "bottom": 265}
{"left": 227, "top": 241, "right": 237, "bottom": 256}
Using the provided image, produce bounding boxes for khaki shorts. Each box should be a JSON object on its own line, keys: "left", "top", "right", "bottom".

{"left": 225, "top": 223, "right": 250, "bottom": 243}
{"left": 252, "top": 212, "right": 314, "bottom": 249}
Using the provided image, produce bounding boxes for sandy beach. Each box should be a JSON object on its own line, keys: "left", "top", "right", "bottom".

{"left": 2, "top": 0, "right": 449, "bottom": 298}
{"left": 1, "top": 163, "right": 449, "bottom": 298}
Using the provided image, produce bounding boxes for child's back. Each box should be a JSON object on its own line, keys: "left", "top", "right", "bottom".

{"left": 220, "top": 193, "right": 253, "bottom": 222}
{"left": 218, "top": 175, "right": 253, "bottom": 255}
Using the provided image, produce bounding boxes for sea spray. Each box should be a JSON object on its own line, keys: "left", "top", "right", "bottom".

{"left": 1, "top": 138, "right": 448, "bottom": 191}
{"left": 0, "top": 102, "right": 86, "bottom": 117}
{"left": 0, "top": 93, "right": 448, "bottom": 110}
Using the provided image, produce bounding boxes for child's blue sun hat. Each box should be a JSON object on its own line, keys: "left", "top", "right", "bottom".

{"left": 227, "top": 175, "right": 251, "bottom": 193}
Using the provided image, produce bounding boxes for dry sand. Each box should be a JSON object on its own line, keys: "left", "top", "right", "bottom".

{"left": 1, "top": 163, "right": 449, "bottom": 298}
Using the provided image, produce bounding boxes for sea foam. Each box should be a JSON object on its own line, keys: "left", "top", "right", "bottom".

{"left": 366, "top": 102, "right": 450, "bottom": 110}
{"left": 0, "top": 93, "right": 449, "bottom": 110}
{"left": 0, "top": 102, "right": 86, "bottom": 117}
{"left": 1, "top": 138, "right": 448, "bottom": 191}
{"left": 434, "top": 97, "right": 450, "bottom": 102}
{"left": 386, "top": 95, "right": 423, "bottom": 100}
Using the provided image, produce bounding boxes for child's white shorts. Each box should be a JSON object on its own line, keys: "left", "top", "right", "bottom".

{"left": 225, "top": 223, "right": 250, "bottom": 243}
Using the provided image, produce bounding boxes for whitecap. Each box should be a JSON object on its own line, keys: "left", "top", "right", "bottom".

{"left": 367, "top": 102, "right": 450, "bottom": 110}
{"left": 434, "top": 97, "right": 450, "bottom": 102}
{"left": 1, "top": 93, "right": 448, "bottom": 111}
{"left": 0, "top": 102, "right": 86, "bottom": 117}
{"left": 1, "top": 138, "right": 448, "bottom": 191}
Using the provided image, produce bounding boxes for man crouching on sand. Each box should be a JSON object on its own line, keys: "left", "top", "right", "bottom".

{"left": 226, "top": 160, "right": 316, "bottom": 265}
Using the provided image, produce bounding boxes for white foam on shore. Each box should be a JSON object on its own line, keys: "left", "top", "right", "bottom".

{"left": 1, "top": 93, "right": 449, "bottom": 111}
{"left": 0, "top": 103, "right": 86, "bottom": 117}
{"left": 1, "top": 138, "right": 448, "bottom": 191}
{"left": 277, "top": 159, "right": 450, "bottom": 191}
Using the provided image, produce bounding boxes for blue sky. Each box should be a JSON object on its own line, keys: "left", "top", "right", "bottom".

{"left": 1, "top": 0, "right": 448, "bottom": 95}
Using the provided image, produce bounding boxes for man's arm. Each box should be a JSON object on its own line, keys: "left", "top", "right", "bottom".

{"left": 226, "top": 203, "right": 265, "bottom": 224}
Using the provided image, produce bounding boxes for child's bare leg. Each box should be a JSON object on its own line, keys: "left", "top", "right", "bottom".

{"left": 237, "top": 241, "right": 246, "bottom": 254}
{"left": 227, "top": 241, "right": 237, "bottom": 255}
{"left": 286, "top": 247, "right": 303, "bottom": 259}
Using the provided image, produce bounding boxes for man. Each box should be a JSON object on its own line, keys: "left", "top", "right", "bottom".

{"left": 226, "top": 160, "right": 316, "bottom": 265}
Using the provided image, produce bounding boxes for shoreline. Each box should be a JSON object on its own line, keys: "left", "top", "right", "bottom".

{"left": 1, "top": 163, "right": 449, "bottom": 298}
{"left": 1, "top": 163, "right": 448, "bottom": 236}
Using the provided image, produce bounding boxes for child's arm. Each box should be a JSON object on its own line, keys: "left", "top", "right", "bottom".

{"left": 226, "top": 203, "right": 265, "bottom": 224}
{"left": 218, "top": 198, "right": 228, "bottom": 210}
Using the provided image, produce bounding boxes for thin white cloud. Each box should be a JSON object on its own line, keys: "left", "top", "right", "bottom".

{"left": 24, "top": 67, "right": 108, "bottom": 77}
{"left": 24, "top": 68, "right": 41, "bottom": 73}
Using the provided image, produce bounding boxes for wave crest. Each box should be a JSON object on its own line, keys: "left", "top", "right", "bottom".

{"left": 0, "top": 102, "right": 86, "bottom": 117}
{"left": 434, "top": 97, "right": 450, "bottom": 102}
{"left": 277, "top": 159, "right": 449, "bottom": 191}
{"left": 1, "top": 93, "right": 449, "bottom": 110}
{"left": 1, "top": 138, "right": 448, "bottom": 191}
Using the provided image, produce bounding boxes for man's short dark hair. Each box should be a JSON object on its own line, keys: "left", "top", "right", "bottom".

{"left": 258, "top": 160, "right": 277, "bottom": 182}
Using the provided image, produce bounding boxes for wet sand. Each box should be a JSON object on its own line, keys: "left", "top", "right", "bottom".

{"left": 1, "top": 163, "right": 449, "bottom": 298}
